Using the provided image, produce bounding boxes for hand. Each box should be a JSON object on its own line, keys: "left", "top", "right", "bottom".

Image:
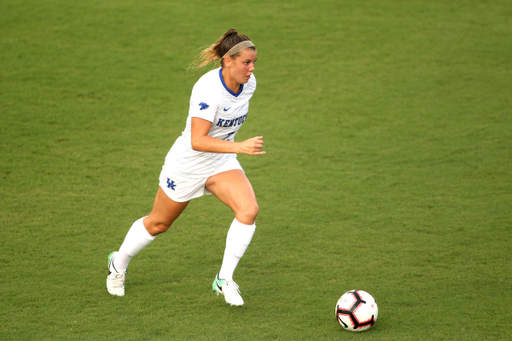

{"left": 238, "top": 136, "right": 265, "bottom": 155}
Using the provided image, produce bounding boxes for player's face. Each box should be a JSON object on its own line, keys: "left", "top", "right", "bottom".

{"left": 227, "top": 48, "right": 257, "bottom": 85}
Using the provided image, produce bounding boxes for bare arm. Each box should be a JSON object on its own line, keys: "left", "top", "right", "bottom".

{"left": 191, "top": 117, "right": 265, "bottom": 155}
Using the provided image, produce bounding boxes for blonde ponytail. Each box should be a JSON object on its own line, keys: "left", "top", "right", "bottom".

{"left": 189, "top": 29, "right": 254, "bottom": 70}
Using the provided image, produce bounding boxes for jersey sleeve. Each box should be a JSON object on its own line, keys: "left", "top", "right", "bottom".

{"left": 188, "top": 79, "right": 220, "bottom": 123}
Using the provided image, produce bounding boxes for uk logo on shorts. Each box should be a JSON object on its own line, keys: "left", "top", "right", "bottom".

{"left": 167, "top": 178, "right": 176, "bottom": 191}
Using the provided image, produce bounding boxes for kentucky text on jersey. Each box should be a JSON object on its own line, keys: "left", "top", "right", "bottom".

{"left": 216, "top": 113, "right": 248, "bottom": 128}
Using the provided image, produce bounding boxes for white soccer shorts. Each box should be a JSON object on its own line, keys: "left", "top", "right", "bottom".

{"left": 158, "top": 157, "right": 244, "bottom": 202}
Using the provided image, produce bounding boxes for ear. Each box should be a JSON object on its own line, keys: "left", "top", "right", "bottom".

{"left": 224, "top": 55, "right": 233, "bottom": 68}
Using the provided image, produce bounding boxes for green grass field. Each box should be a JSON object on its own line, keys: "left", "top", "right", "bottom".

{"left": 1, "top": 0, "right": 511, "bottom": 340}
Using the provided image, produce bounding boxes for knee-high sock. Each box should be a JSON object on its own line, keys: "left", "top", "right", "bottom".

{"left": 218, "top": 218, "right": 256, "bottom": 281}
{"left": 113, "top": 217, "right": 155, "bottom": 272}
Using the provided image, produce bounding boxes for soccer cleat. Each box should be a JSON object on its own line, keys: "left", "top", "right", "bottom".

{"left": 106, "top": 252, "right": 126, "bottom": 297}
{"left": 212, "top": 273, "right": 244, "bottom": 306}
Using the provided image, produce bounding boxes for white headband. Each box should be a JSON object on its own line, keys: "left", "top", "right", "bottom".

{"left": 222, "top": 40, "right": 255, "bottom": 59}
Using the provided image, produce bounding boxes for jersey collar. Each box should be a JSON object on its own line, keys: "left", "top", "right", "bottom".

{"left": 219, "top": 68, "right": 243, "bottom": 97}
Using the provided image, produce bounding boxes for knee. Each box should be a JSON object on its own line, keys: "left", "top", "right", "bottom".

{"left": 144, "top": 217, "right": 172, "bottom": 236}
{"left": 237, "top": 202, "right": 259, "bottom": 224}
{"left": 250, "top": 203, "right": 259, "bottom": 220}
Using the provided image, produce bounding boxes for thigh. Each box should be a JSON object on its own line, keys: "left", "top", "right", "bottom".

{"left": 205, "top": 170, "right": 259, "bottom": 224}
{"left": 144, "top": 187, "right": 190, "bottom": 235}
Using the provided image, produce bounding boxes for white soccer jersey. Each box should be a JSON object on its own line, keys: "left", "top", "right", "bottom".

{"left": 163, "top": 68, "right": 257, "bottom": 178}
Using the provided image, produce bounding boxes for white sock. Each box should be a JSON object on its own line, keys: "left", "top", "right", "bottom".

{"left": 113, "top": 217, "right": 155, "bottom": 272}
{"left": 218, "top": 218, "right": 256, "bottom": 281}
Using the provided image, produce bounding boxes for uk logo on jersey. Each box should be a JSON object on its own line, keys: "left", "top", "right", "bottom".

{"left": 167, "top": 178, "right": 176, "bottom": 191}
{"left": 199, "top": 102, "right": 209, "bottom": 110}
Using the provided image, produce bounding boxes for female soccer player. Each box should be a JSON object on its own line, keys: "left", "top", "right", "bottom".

{"left": 106, "top": 29, "right": 263, "bottom": 306}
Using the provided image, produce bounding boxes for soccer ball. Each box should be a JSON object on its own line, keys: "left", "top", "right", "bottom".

{"left": 335, "top": 290, "right": 378, "bottom": 332}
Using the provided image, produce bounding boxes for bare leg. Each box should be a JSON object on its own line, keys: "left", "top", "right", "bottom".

{"left": 144, "top": 187, "right": 190, "bottom": 235}
{"left": 113, "top": 187, "right": 188, "bottom": 272}
{"left": 206, "top": 170, "right": 258, "bottom": 282}
{"left": 205, "top": 169, "right": 259, "bottom": 224}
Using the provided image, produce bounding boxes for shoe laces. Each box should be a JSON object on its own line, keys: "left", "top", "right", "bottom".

{"left": 109, "top": 272, "right": 125, "bottom": 287}
{"left": 223, "top": 280, "right": 241, "bottom": 296}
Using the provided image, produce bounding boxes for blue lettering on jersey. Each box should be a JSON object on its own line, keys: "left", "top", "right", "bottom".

{"left": 216, "top": 113, "right": 248, "bottom": 127}
{"left": 199, "top": 102, "right": 209, "bottom": 110}
{"left": 223, "top": 132, "right": 235, "bottom": 141}
{"left": 167, "top": 178, "right": 176, "bottom": 191}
